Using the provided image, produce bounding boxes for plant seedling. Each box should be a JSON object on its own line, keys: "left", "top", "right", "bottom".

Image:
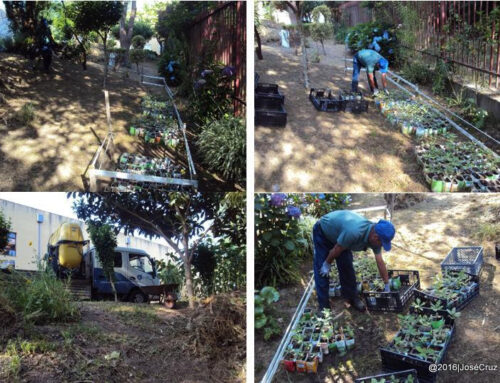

{"left": 446, "top": 307, "right": 461, "bottom": 320}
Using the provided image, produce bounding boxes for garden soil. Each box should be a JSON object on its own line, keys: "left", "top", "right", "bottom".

{"left": 0, "top": 293, "right": 245, "bottom": 383}
{"left": 255, "top": 41, "right": 428, "bottom": 192}
{"left": 255, "top": 194, "right": 500, "bottom": 383}
{"left": 0, "top": 53, "right": 238, "bottom": 191}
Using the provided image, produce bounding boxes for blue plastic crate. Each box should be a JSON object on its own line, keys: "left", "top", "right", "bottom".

{"left": 441, "top": 246, "right": 483, "bottom": 276}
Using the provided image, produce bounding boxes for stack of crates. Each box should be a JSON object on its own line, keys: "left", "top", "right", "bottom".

{"left": 255, "top": 82, "right": 287, "bottom": 127}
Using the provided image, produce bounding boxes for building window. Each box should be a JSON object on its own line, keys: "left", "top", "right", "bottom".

{"left": 1, "top": 232, "right": 16, "bottom": 257}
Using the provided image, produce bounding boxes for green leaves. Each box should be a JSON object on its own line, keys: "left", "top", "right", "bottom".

{"left": 0, "top": 208, "right": 12, "bottom": 253}
{"left": 255, "top": 287, "right": 281, "bottom": 340}
{"left": 197, "top": 116, "right": 246, "bottom": 184}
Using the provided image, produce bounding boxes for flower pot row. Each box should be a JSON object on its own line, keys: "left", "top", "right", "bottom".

{"left": 309, "top": 89, "right": 368, "bottom": 114}
{"left": 117, "top": 153, "right": 185, "bottom": 179}
{"left": 128, "top": 95, "right": 181, "bottom": 148}
{"left": 281, "top": 309, "right": 355, "bottom": 373}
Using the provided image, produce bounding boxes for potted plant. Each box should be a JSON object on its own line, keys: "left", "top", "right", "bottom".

{"left": 344, "top": 325, "right": 355, "bottom": 350}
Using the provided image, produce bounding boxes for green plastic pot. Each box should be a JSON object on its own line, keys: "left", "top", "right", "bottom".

{"left": 431, "top": 178, "right": 444, "bottom": 192}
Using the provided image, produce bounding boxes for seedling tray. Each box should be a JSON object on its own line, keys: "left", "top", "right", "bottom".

{"left": 355, "top": 369, "right": 419, "bottom": 383}
{"left": 414, "top": 270, "right": 479, "bottom": 311}
{"left": 340, "top": 91, "right": 369, "bottom": 114}
{"left": 441, "top": 246, "right": 483, "bottom": 276}
{"left": 256, "top": 105, "right": 287, "bottom": 127}
{"left": 380, "top": 317, "right": 456, "bottom": 383}
{"left": 309, "top": 88, "right": 344, "bottom": 112}
{"left": 362, "top": 270, "right": 420, "bottom": 312}
{"left": 256, "top": 93, "right": 284, "bottom": 109}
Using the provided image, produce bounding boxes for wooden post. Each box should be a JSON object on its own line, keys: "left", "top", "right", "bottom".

{"left": 104, "top": 90, "right": 112, "bottom": 135}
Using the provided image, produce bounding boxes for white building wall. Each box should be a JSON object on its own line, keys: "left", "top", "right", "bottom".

{"left": 0, "top": 199, "right": 172, "bottom": 271}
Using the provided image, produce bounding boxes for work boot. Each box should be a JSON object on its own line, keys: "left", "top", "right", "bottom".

{"left": 351, "top": 80, "right": 359, "bottom": 92}
{"left": 348, "top": 296, "right": 366, "bottom": 312}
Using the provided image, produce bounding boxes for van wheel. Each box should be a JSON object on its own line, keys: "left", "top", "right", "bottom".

{"left": 129, "top": 289, "right": 148, "bottom": 303}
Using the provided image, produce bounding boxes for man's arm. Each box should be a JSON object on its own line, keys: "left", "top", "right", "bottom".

{"left": 325, "top": 244, "right": 346, "bottom": 264}
{"left": 374, "top": 252, "right": 389, "bottom": 283}
{"left": 367, "top": 73, "right": 377, "bottom": 91}
{"left": 381, "top": 73, "right": 387, "bottom": 89}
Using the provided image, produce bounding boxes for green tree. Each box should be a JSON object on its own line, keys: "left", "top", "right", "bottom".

{"left": 68, "top": 1, "right": 123, "bottom": 88}
{"left": 87, "top": 222, "right": 118, "bottom": 302}
{"left": 130, "top": 48, "right": 146, "bottom": 73}
{"left": 0, "top": 208, "right": 12, "bottom": 252}
{"left": 70, "top": 192, "right": 244, "bottom": 308}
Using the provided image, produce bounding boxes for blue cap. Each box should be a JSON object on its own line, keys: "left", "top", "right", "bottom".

{"left": 378, "top": 57, "right": 389, "bottom": 73}
{"left": 374, "top": 220, "right": 395, "bottom": 251}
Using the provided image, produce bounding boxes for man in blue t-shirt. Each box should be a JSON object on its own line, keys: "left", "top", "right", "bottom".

{"left": 351, "top": 49, "right": 389, "bottom": 95}
{"left": 313, "top": 210, "right": 396, "bottom": 312}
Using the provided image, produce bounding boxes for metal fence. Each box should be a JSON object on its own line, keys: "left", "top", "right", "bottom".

{"left": 404, "top": 1, "right": 500, "bottom": 89}
{"left": 187, "top": 1, "right": 246, "bottom": 115}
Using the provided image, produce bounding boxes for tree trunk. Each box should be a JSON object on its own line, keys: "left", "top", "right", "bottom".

{"left": 299, "top": 27, "right": 310, "bottom": 88}
{"left": 109, "top": 273, "right": 118, "bottom": 302}
{"left": 103, "top": 34, "right": 108, "bottom": 89}
{"left": 255, "top": 26, "right": 263, "bottom": 60}
{"left": 119, "top": 0, "right": 137, "bottom": 67}
{"left": 183, "top": 253, "right": 195, "bottom": 309}
{"left": 321, "top": 40, "right": 326, "bottom": 55}
{"left": 297, "top": 5, "right": 310, "bottom": 88}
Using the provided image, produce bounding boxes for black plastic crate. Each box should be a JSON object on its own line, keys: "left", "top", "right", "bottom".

{"left": 380, "top": 319, "right": 455, "bottom": 383}
{"left": 309, "top": 88, "right": 344, "bottom": 112}
{"left": 362, "top": 270, "right": 420, "bottom": 312}
{"left": 255, "top": 105, "right": 287, "bottom": 127}
{"left": 340, "top": 91, "right": 369, "bottom": 114}
{"left": 441, "top": 246, "right": 483, "bottom": 276}
{"left": 255, "top": 93, "right": 284, "bottom": 109}
{"left": 355, "top": 369, "right": 419, "bottom": 383}
{"left": 414, "top": 270, "right": 479, "bottom": 311}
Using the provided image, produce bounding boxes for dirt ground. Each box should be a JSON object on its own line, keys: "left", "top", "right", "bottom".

{"left": 0, "top": 53, "right": 238, "bottom": 191}
{"left": 255, "top": 194, "right": 500, "bottom": 383}
{"left": 0, "top": 296, "right": 245, "bottom": 383}
{"left": 255, "top": 41, "right": 428, "bottom": 192}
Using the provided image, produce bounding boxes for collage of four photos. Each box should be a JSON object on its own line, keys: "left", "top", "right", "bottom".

{"left": 0, "top": 1, "right": 499, "bottom": 382}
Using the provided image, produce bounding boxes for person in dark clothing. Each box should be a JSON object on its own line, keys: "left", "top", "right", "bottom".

{"left": 313, "top": 210, "right": 396, "bottom": 312}
{"left": 351, "top": 48, "right": 389, "bottom": 95}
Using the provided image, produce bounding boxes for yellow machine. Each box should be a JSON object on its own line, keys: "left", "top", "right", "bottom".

{"left": 47, "top": 223, "right": 88, "bottom": 275}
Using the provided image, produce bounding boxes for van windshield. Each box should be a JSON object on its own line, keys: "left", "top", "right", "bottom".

{"left": 129, "top": 253, "right": 154, "bottom": 274}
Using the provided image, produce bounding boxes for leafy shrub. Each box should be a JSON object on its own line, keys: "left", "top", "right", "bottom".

{"left": 111, "top": 20, "right": 154, "bottom": 41}
{"left": 131, "top": 34, "right": 146, "bottom": 49}
{"left": 446, "top": 89, "right": 488, "bottom": 128}
{"left": 212, "top": 238, "right": 246, "bottom": 294}
{"left": 189, "top": 62, "right": 236, "bottom": 129}
{"left": 157, "top": 36, "right": 187, "bottom": 88}
{"left": 156, "top": 259, "right": 183, "bottom": 285}
{"left": 0, "top": 208, "right": 12, "bottom": 252}
{"left": 255, "top": 286, "right": 281, "bottom": 340}
{"left": 401, "top": 60, "right": 433, "bottom": 85}
{"left": 197, "top": 116, "right": 246, "bottom": 183}
{"left": 289, "top": 193, "right": 351, "bottom": 218}
{"left": 345, "top": 21, "right": 397, "bottom": 62}
{"left": 432, "top": 59, "right": 451, "bottom": 95}
{"left": 255, "top": 194, "right": 303, "bottom": 288}
{"left": 15, "top": 103, "right": 35, "bottom": 125}
{"left": 144, "top": 49, "right": 158, "bottom": 60}
{"left": 0, "top": 269, "right": 79, "bottom": 324}
{"left": 129, "top": 48, "right": 146, "bottom": 73}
